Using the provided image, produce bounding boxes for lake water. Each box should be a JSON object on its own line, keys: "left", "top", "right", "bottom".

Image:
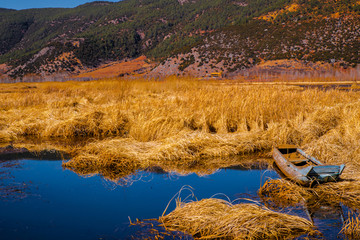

{"left": 0, "top": 159, "right": 348, "bottom": 239}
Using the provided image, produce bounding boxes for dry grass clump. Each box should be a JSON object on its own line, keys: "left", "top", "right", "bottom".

{"left": 341, "top": 213, "right": 360, "bottom": 240}
{"left": 63, "top": 132, "right": 270, "bottom": 183}
{"left": 316, "top": 181, "right": 360, "bottom": 210}
{"left": 258, "top": 179, "right": 312, "bottom": 208}
{"left": 159, "top": 198, "right": 317, "bottom": 239}
{"left": 259, "top": 176, "right": 360, "bottom": 211}
{"left": 0, "top": 129, "right": 14, "bottom": 143}
{"left": 6, "top": 102, "right": 130, "bottom": 139}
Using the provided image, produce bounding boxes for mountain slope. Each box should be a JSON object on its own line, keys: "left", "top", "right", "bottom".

{"left": 0, "top": 0, "right": 359, "bottom": 79}
{"left": 0, "top": 0, "right": 293, "bottom": 78}
{"left": 152, "top": 0, "right": 360, "bottom": 76}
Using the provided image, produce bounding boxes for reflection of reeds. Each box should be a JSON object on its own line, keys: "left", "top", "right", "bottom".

{"left": 0, "top": 161, "right": 29, "bottom": 200}
{"left": 341, "top": 212, "right": 360, "bottom": 240}
{"left": 159, "top": 198, "right": 317, "bottom": 239}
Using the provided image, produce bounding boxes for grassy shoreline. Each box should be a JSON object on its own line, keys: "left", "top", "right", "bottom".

{"left": 1, "top": 77, "right": 360, "bottom": 238}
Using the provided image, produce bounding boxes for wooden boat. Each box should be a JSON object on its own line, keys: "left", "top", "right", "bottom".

{"left": 273, "top": 145, "right": 345, "bottom": 186}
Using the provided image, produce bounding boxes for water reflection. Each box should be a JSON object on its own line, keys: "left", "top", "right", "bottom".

{"left": 305, "top": 198, "right": 346, "bottom": 239}
{"left": 0, "top": 159, "right": 275, "bottom": 240}
{"left": 65, "top": 155, "right": 272, "bottom": 187}
{"left": 0, "top": 158, "right": 355, "bottom": 239}
{"left": 0, "top": 160, "right": 29, "bottom": 200}
{"left": 306, "top": 198, "right": 344, "bottom": 223}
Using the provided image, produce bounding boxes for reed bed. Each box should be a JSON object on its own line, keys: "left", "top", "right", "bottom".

{"left": 63, "top": 132, "right": 270, "bottom": 183}
{"left": 159, "top": 198, "right": 317, "bottom": 239}
{"left": 1, "top": 78, "right": 360, "bottom": 183}
{"left": 1, "top": 78, "right": 358, "bottom": 141}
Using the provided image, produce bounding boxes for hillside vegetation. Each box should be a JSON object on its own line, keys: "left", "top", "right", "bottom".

{"left": 0, "top": 0, "right": 359, "bottom": 79}
{"left": 155, "top": 0, "right": 360, "bottom": 76}
{"left": 0, "top": 0, "right": 292, "bottom": 78}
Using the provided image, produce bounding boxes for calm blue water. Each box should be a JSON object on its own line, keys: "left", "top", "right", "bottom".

{"left": 0, "top": 159, "right": 278, "bottom": 240}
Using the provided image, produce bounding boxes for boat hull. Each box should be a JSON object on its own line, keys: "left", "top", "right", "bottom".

{"left": 273, "top": 146, "right": 345, "bottom": 186}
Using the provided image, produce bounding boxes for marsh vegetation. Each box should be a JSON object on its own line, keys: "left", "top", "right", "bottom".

{"left": 1, "top": 77, "right": 360, "bottom": 238}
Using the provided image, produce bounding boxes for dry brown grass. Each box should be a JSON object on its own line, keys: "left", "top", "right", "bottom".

{"left": 159, "top": 198, "right": 317, "bottom": 239}
{"left": 259, "top": 176, "right": 360, "bottom": 212}
{"left": 63, "top": 135, "right": 270, "bottom": 183}
{"left": 1, "top": 77, "right": 360, "bottom": 183}
{"left": 258, "top": 179, "right": 312, "bottom": 208}
{"left": 75, "top": 56, "right": 152, "bottom": 79}
{"left": 1, "top": 78, "right": 358, "bottom": 141}
{"left": 316, "top": 181, "right": 360, "bottom": 210}
{"left": 341, "top": 212, "right": 360, "bottom": 240}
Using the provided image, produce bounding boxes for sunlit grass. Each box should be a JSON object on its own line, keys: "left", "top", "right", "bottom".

{"left": 1, "top": 77, "right": 360, "bottom": 175}
{"left": 2, "top": 77, "right": 360, "bottom": 239}
{"left": 159, "top": 197, "right": 317, "bottom": 239}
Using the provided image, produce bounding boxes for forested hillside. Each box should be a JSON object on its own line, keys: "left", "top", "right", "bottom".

{"left": 0, "top": 0, "right": 359, "bottom": 79}
{"left": 153, "top": 0, "right": 360, "bottom": 76}
{"left": 0, "top": 0, "right": 293, "bottom": 78}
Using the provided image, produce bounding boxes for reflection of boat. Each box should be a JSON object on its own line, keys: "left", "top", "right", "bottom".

{"left": 305, "top": 199, "right": 344, "bottom": 224}
{"left": 304, "top": 198, "right": 345, "bottom": 237}
{"left": 273, "top": 145, "right": 345, "bottom": 186}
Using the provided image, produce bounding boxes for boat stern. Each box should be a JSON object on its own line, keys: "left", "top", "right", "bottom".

{"left": 306, "top": 164, "right": 346, "bottom": 183}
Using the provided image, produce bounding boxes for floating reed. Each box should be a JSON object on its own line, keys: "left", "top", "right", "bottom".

{"left": 159, "top": 198, "right": 317, "bottom": 239}
{"left": 316, "top": 181, "right": 360, "bottom": 210}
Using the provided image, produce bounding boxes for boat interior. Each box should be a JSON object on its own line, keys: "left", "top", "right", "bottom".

{"left": 278, "top": 148, "right": 317, "bottom": 167}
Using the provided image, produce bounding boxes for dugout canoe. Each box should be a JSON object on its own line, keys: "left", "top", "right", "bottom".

{"left": 273, "top": 145, "right": 345, "bottom": 186}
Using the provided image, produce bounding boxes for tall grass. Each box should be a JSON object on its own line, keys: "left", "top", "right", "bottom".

{"left": 1, "top": 78, "right": 357, "bottom": 140}
{"left": 1, "top": 77, "right": 360, "bottom": 179}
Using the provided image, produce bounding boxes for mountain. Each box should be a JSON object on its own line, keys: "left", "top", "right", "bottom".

{"left": 153, "top": 0, "right": 360, "bottom": 76}
{"left": 0, "top": 8, "right": 15, "bottom": 12}
{"left": 0, "top": 0, "right": 359, "bottom": 79}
